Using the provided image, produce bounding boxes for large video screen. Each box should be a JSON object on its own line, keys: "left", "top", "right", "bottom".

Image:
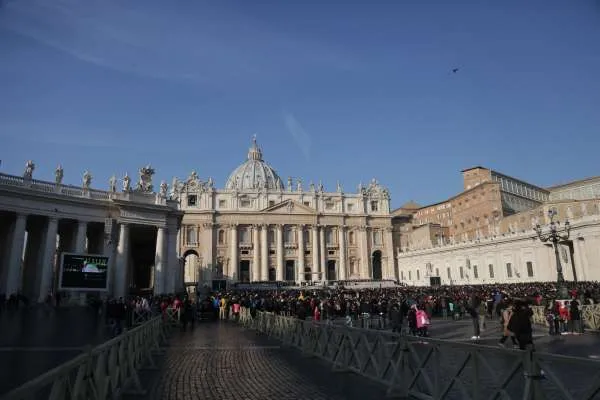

{"left": 59, "top": 253, "right": 109, "bottom": 291}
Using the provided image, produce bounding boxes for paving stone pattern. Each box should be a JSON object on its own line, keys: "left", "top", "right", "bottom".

{"left": 0, "top": 307, "right": 109, "bottom": 395}
{"left": 137, "top": 322, "right": 388, "bottom": 400}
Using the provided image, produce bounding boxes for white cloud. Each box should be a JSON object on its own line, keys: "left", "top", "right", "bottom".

{"left": 283, "top": 112, "right": 311, "bottom": 161}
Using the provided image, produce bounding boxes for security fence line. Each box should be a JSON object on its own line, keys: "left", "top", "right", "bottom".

{"left": 238, "top": 308, "right": 600, "bottom": 400}
{"left": 1, "top": 316, "right": 169, "bottom": 400}
{"left": 531, "top": 304, "right": 600, "bottom": 331}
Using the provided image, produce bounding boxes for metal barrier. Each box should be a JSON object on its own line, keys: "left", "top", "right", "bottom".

{"left": 238, "top": 308, "right": 600, "bottom": 400}
{"left": 1, "top": 316, "right": 168, "bottom": 400}
{"left": 531, "top": 304, "right": 600, "bottom": 331}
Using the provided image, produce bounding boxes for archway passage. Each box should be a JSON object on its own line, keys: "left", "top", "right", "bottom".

{"left": 182, "top": 249, "right": 200, "bottom": 285}
{"left": 239, "top": 260, "right": 250, "bottom": 282}
{"left": 268, "top": 267, "right": 276, "bottom": 282}
{"left": 372, "top": 250, "right": 382, "bottom": 280}
{"left": 285, "top": 260, "right": 295, "bottom": 281}
{"left": 326, "top": 260, "right": 337, "bottom": 281}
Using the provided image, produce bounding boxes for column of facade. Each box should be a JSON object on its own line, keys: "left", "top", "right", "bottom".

{"left": 276, "top": 224, "right": 284, "bottom": 281}
{"left": 338, "top": 226, "right": 346, "bottom": 280}
{"left": 167, "top": 226, "right": 179, "bottom": 293}
{"left": 38, "top": 217, "right": 59, "bottom": 302}
{"left": 573, "top": 239, "right": 588, "bottom": 282}
{"left": 202, "top": 223, "right": 214, "bottom": 282}
{"left": 154, "top": 227, "right": 167, "bottom": 294}
{"left": 252, "top": 225, "right": 260, "bottom": 282}
{"left": 359, "top": 226, "right": 370, "bottom": 279}
{"left": 297, "top": 225, "right": 305, "bottom": 282}
{"left": 319, "top": 225, "right": 326, "bottom": 281}
{"left": 384, "top": 227, "right": 395, "bottom": 280}
{"left": 4, "top": 213, "right": 27, "bottom": 297}
{"left": 260, "top": 225, "right": 268, "bottom": 281}
{"left": 230, "top": 224, "right": 238, "bottom": 281}
{"left": 311, "top": 225, "right": 319, "bottom": 281}
{"left": 114, "top": 223, "right": 130, "bottom": 298}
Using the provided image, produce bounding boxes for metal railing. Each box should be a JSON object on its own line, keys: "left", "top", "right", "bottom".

{"left": 238, "top": 308, "right": 600, "bottom": 400}
{"left": 1, "top": 316, "right": 168, "bottom": 400}
{"left": 531, "top": 304, "right": 600, "bottom": 331}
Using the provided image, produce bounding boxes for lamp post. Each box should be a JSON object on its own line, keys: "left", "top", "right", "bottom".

{"left": 533, "top": 210, "right": 571, "bottom": 299}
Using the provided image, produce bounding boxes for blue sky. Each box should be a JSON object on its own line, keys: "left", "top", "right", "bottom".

{"left": 1, "top": 0, "right": 599, "bottom": 208}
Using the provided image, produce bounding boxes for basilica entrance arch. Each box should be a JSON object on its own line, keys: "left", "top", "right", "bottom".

{"left": 372, "top": 250, "right": 382, "bottom": 280}
{"left": 326, "top": 260, "right": 337, "bottom": 281}
{"left": 285, "top": 260, "right": 295, "bottom": 281}
{"left": 268, "top": 267, "right": 276, "bottom": 282}
{"left": 182, "top": 249, "right": 201, "bottom": 286}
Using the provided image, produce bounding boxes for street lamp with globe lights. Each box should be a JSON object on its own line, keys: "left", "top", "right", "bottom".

{"left": 533, "top": 209, "right": 571, "bottom": 299}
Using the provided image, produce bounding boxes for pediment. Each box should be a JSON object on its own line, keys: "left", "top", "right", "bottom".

{"left": 262, "top": 199, "right": 315, "bottom": 215}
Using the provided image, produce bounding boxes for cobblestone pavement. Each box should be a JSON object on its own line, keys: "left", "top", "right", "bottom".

{"left": 136, "top": 321, "right": 388, "bottom": 400}
{"left": 0, "top": 306, "right": 108, "bottom": 395}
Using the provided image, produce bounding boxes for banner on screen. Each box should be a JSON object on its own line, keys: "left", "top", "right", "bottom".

{"left": 59, "top": 253, "right": 109, "bottom": 291}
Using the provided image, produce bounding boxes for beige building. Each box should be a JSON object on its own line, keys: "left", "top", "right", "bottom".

{"left": 175, "top": 138, "right": 396, "bottom": 287}
{"left": 397, "top": 169, "right": 600, "bottom": 286}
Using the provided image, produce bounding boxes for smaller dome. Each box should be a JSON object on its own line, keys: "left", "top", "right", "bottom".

{"left": 225, "top": 136, "right": 284, "bottom": 191}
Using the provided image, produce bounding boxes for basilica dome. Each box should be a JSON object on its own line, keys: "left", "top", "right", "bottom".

{"left": 225, "top": 137, "right": 284, "bottom": 191}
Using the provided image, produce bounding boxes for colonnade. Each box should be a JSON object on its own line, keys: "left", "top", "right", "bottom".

{"left": 0, "top": 211, "right": 182, "bottom": 302}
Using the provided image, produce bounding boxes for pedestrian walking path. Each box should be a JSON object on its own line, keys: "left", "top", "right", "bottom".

{"left": 135, "top": 321, "right": 387, "bottom": 400}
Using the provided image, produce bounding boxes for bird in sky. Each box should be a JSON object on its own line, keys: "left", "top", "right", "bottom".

{"left": 452, "top": 68, "right": 460, "bottom": 73}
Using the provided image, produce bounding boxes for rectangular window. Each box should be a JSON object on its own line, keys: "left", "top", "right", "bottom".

{"left": 401, "top": 271, "right": 405, "bottom": 280}
{"left": 371, "top": 201, "right": 378, "bottom": 212}
{"left": 218, "top": 199, "right": 226, "bottom": 208}
{"left": 506, "top": 263, "right": 512, "bottom": 278}
{"left": 526, "top": 262, "right": 534, "bottom": 277}
{"left": 303, "top": 201, "right": 310, "bottom": 207}
{"left": 473, "top": 265, "right": 478, "bottom": 279}
{"left": 447, "top": 267, "right": 451, "bottom": 279}
{"left": 269, "top": 200, "right": 275, "bottom": 207}
{"left": 459, "top": 267, "right": 464, "bottom": 279}
{"left": 325, "top": 202, "right": 335, "bottom": 210}
{"left": 347, "top": 203, "right": 354, "bottom": 211}
{"left": 187, "top": 195, "right": 197, "bottom": 206}
{"left": 240, "top": 199, "right": 251, "bottom": 208}
{"left": 488, "top": 264, "right": 494, "bottom": 278}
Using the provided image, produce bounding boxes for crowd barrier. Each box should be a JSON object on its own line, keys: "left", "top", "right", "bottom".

{"left": 238, "top": 308, "right": 600, "bottom": 400}
{"left": 531, "top": 304, "right": 600, "bottom": 331}
{"left": 129, "top": 307, "right": 181, "bottom": 327}
{"left": 1, "top": 316, "right": 169, "bottom": 400}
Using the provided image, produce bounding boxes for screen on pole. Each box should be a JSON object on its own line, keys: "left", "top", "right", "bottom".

{"left": 59, "top": 253, "right": 109, "bottom": 291}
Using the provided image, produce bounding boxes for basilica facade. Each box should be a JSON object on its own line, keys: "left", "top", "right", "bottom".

{"left": 174, "top": 138, "right": 396, "bottom": 287}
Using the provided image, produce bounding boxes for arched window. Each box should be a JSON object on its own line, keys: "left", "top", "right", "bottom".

{"left": 218, "top": 229, "right": 225, "bottom": 244}
{"left": 186, "top": 226, "right": 197, "bottom": 246}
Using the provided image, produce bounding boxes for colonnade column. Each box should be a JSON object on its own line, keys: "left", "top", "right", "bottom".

{"left": 167, "top": 226, "right": 179, "bottom": 293}
{"left": 154, "top": 226, "right": 167, "bottom": 294}
{"left": 115, "top": 223, "right": 130, "bottom": 298}
{"left": 319, "top": 225, "right": 326, "bottom": 281}
{"left": 5, "top": 213, "right": 27, "bottom": 297}
{"left": 276, "top": 224, "right": 284, "bottom": 281}
{"left": 74, "top": 221, "right": 88, "bottom": 253}
{"left": 384, "top": 227, "right": 395, "bottom": 280}
{"left": 260, "top": 225, "right": 268, "bottom": 281}
{"left": 252, "top": 225, "right": 260, "bottom": 282}
{"left": 230, "top": 224, "right": 238, "bottom": 281}
{"left": 338, "top": 226, "right": 346, "bottom": 280}
{"left": 297, "top": 225, "right": 305, "bottom": 282}
{"left": 359, "top": 226, "right": 370, "bottom": 279}
{"left": 311, "top": 225, "right": 319, "bottom": 281}
{"left": 38, "top": 217, "right": 58, "bottom": 302}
